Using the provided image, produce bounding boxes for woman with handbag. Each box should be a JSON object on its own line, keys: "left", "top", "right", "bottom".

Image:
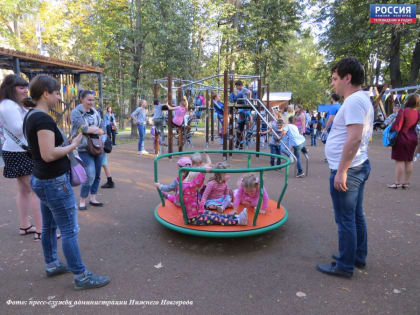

{"left": 70, "top": 90, "right": 106, "bottom": 210}
{"left": 104, "top": 106, "right": 117, "bottom": 145}
{"left": 24, "top": 75, "right": 109, "bottom": 290}
{"left": 388, "top": 94, "right": 420, "bottom": 189}
{"left": 0, "top": 74, "right": 42, "bottom": 240}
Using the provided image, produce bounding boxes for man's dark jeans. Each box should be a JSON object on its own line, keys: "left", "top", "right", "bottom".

{"left": 329, "top": 159, "right": 371, "bottom": 273}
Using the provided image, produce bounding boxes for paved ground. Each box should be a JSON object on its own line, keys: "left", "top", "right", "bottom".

{"left": 0, "top": 134, "right": 419, "bottom": 315}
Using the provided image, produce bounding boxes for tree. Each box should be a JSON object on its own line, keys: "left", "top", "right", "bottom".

{"left": 314, "top": 0, "right": 420, "bottom": 87}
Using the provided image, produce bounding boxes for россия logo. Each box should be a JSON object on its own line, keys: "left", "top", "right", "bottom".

{"left": 370, "top": 4, "right": 417, "bottom": 23}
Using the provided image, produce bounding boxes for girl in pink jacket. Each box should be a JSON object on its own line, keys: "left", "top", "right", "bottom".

{"left": 234, "top": 174, "right": 269, "bottom": 214}
{"left": 201, "top": 162, "right": 233, "bottom": 213}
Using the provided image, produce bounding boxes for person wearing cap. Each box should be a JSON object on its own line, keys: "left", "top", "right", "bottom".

{"left": 154, "top": 157, "right": 192, "bottom": 206}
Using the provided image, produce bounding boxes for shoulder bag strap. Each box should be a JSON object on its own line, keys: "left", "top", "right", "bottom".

{"left": 57, "top": 124, "right": 79, "bottom": 166}
{"left": 3, "top": 126, "right": 25, "bottom": 149}
{"left": 5, "top": 109, "right": 40, "bottom": 150}
{"left": 23, "top": 109, "right": 43, "bottom": 142}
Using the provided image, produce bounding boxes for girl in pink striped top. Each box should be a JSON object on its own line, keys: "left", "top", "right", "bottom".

{"left": 201, "top": 162, "right": 233, "bottom": 213}
{"left": 234, "top": 174, "right": 269, "bottom": 214}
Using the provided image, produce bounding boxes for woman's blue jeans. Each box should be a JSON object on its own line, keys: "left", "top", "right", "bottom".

{"left": 79, "top": 151, "right": 104, "bottom": 198}
{"left": 137, "top": 124, "right": 146, "bottom": 151}
{"left": 31, "top": 173, "right": 86, "bottom": 275}
{"left": 329, "top": 159, "right": 371, "bottom": 273}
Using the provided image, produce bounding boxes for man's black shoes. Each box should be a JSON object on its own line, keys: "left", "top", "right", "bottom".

{"left": 332, "top": 254, "right": 366, "bottom": 269}
{"left": 316, "top": 262, "right": 353, "bottom": 278}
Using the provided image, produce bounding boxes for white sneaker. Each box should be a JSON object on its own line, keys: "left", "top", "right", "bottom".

{"left": 137, "top": 151, "right": 142, "bottom": 155}
{"left": 141, "top": 150, "right": 149, "bottom": 154}
{"left": 237, "top": 208, "right": 248, "bottom": 225}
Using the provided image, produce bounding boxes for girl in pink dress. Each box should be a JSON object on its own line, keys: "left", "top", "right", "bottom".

{"left": 201, "top": 162, "right": 233, "bottom": 213}
{"left": 234, "top": 174, "right": 269, "bottom": 214}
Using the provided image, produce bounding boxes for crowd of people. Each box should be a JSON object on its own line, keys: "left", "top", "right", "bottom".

{"left": 0, "top": 55, "right": 419, "bottom": 290}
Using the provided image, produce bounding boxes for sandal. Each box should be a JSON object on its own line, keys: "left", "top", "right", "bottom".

{"left": 33, "top": 232, "right": 41, "bottom": 241}
{"left": 402, "top": 183, "right": 410, "bottom": 189}
{"left": 387, "top": 183, "right": 402, "bottom": 189}
{"left": 19, "top": 225, "right": 36, "bottom": 236}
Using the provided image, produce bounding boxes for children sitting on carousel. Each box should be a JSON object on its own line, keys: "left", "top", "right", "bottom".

{"left": 155, "top": 153, "right": 248, "bottom": 226}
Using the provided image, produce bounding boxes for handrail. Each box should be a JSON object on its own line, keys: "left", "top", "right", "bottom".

{"left": 253, "top": 98, "right": 277, "bottom": 122}
{"left": 154, "top": 150, "right": 291, "bottom": 226}
{"left": 239, "top": 98, "right": 297, "bottom": 161}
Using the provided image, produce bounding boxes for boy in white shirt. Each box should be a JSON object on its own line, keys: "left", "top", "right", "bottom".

{"left": 279, "top": 116, "right": 307, "bottom": 177}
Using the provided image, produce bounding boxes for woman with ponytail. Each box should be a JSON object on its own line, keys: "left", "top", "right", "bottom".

{"left": 24, "top": 75, "right": 110, "bottom": 290}
{"left": 0, "top": 74, "right": 42, "bottom": 240}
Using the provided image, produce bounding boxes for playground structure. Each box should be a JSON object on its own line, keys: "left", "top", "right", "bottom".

{"left": 152, "top": 72, "right": 298, "bottom": 165}
{"left": 154, "top": 150, "right": 291, "bottom": 238}
{"left": 0, "top": 47, "right": 103, "bottom": 133}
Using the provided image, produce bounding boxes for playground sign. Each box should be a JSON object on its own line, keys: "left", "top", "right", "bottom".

{"left": 370, "top": 4, "right": 416, "bottom": 23}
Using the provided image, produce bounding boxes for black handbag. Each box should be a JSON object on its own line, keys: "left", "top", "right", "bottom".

{"left": 104, "top": 136, "right": 112, "bottom": 153}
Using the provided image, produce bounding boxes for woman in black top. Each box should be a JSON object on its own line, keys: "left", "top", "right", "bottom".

{"left": 24, "top": 75, "right": 110, "bottom": 290}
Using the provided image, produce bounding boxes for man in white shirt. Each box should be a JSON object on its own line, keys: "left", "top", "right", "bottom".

{"left": 317, "top": 57, "right": 374, "bottom": 278}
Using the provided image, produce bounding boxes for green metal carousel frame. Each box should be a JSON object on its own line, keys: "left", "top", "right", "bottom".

{"left": 154, "top": 150, "right": 291, "bottom": 238}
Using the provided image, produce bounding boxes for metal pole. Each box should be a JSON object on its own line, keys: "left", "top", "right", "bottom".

{"left": 97, "top": 73, "right": 103, "bottom": 110}
{"left": 153, "top": 82, "right": 159, "bottom": 155}
{"left": 229, "top": 77, "right": 234, "bottom": 156}
{"left": 210, "top": 91, "right": 214, "bottom": 143}
{"left": 178, "top": 80, "right": 183, "bottom": 152}
{"left": 167, "top": 75, "right": 173, "bottom": 158}
{"left": 206, "top": 89, "right": 209, "bottom": 146}
{"left": 256, "top": 78, "right": 261, "bottom": 157}
{"left": 267, "top": 84, "right": 271, "bottom": 121}
{"left": 178, "top": 74, "right": 225, "bottom": 89}
{"left": 223, "top": 71, "right": 228, "bottom": 158}
{"left": 13, "top": 57, "right": 21, "bottom": 76}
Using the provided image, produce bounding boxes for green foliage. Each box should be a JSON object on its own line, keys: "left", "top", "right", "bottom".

{"left": 269, "top": 32, "right": 330, "bottom": 109}
{"left": 314, "top": 0, "right": 420, "bottom": 87}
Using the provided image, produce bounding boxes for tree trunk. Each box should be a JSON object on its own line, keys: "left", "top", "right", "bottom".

{"left": 364, "top": 63, "right": 368, "bottom": 86}
{"left": 375, "top": 59, "right": 381, "bottom": 85}
{"left": 409, "top": 32, "right": 420, "bottom": 85}
{"left": 389, "top": 24, "right": 402, "bottom": 88}
{"left": 130, "top": 0, "right": 143, "bottom": 138}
